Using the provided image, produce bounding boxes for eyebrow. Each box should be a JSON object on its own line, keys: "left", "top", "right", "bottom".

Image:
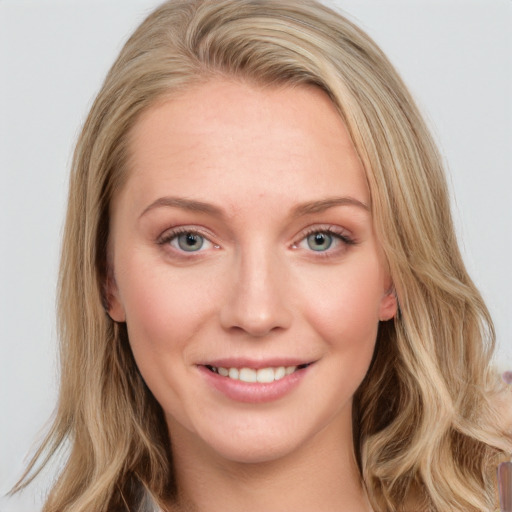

{"left": 291, "top": 196, "right": 370, "bottom": 216}
{"left": 139, "top": 196, "right": 224, "bottom": 219}
{"left": 139, "top": 195, "right": 370, "bottom": 219}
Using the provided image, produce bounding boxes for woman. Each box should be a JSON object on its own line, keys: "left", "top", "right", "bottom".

{"left": 12, "top": 0, "right": 511, "bottom": 510}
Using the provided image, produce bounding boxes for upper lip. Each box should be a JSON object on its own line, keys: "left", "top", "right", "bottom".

{"left": 197, "top": 357, "right": 316, "bottom": 369}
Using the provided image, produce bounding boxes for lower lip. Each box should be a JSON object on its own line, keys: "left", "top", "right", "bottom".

{"left": 197, "top": 365, "right": 311, "bottom": 403}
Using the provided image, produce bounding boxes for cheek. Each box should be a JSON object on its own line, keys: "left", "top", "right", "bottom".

{"left": 297, "top": 256, "right": 384, "bottom": 351}
{"left": 115, "top": 254, "right": 221, "bottom": 363}
{"left": 116, "top": 258, "right": 223, "bottom": 432}
{"left": 299, "top": 260, "right": 384, "bottom": 403}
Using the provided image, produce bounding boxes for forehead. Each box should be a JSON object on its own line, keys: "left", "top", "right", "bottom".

{"left": 120, "top": 79, "right": 369, "bottom": 214}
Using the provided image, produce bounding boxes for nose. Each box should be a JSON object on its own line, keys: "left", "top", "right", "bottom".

{"left": 219, "top": 245, "right": 293, "bottom": 337}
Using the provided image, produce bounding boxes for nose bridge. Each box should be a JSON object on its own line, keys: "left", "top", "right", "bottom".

{"left": 220, "top": 237, "right": 292, "bottom": 336}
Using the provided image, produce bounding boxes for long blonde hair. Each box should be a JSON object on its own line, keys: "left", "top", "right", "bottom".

{"left": 14, "top": 1, "right": 511, "bottom": 510}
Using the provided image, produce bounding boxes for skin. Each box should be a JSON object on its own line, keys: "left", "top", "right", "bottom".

{"left": 108, "top": 79, "right": 396, "bottom": 512}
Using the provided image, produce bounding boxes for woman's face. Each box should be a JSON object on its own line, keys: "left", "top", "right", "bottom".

{"left": 108, "top": 80, "right": 396, "bottom": 464}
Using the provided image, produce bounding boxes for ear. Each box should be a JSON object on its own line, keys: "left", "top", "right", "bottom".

{"left": 379, "top": 286, "right": 397, "bottom": 322}
{"left": 104, "top": 266, "right": 126, "bottom": 322}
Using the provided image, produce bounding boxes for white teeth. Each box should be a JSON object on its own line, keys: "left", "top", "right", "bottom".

{"left": 218, "top": 367, "right": 229, "bottom": 377}
{"left": 239, "top": 368, "right": 257, "bottom": 383}
{"left": 256, "top": 367, "right": 274, "bottom": 383}
{"left": 274, "top": 366, "right": 286, "bottom": 380}
{"left": 212, "top": 365, "right": 299, "bottom": 382}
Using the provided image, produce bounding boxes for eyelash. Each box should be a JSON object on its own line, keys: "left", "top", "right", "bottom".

{"left": 157, "top": 225, "right": 356, "bottom": 257}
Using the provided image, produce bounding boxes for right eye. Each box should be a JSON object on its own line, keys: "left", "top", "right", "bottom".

{"left": 159, "top": 228, "right": 215, "bottom": 253}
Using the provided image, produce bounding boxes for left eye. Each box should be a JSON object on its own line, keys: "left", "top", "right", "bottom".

{"left": 294, "top": 229, "right": 352, "bottom": 253}
{"left": 306, "top": 232, "right": 334, "bottom": 251}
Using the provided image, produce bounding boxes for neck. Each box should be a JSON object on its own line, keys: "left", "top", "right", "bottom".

{"left": 165, "top": 417, "right": 372, "bottom": 512}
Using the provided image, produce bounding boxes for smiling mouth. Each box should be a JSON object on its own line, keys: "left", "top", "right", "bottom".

{"left": 204, "top": 364, "right": 312, "bottom": 383}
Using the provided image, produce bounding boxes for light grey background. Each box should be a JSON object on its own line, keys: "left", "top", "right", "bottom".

{"left": 1, "top": 1, "right": 511, "bottom": 510}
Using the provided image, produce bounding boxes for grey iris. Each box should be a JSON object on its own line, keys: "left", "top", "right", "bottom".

{"left": 307, "top": 232, "right": 332, "bottom": 251}
{"left": 178, "top": 233, "right": 204, "bottom": 251}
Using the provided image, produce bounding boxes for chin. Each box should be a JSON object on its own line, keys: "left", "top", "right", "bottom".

{"left": 206, "top": 431, "right": 305, "bottom": 465}
{"left": 190, "top": 409, "right": 334, "bottom": 466}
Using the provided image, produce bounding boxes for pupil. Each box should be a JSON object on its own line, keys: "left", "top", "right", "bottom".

{"left": 186, "top": 234, "right": 197, "bottom": 246}
{"left": 314, "top": 234, "right": 325, "bottom": 245}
